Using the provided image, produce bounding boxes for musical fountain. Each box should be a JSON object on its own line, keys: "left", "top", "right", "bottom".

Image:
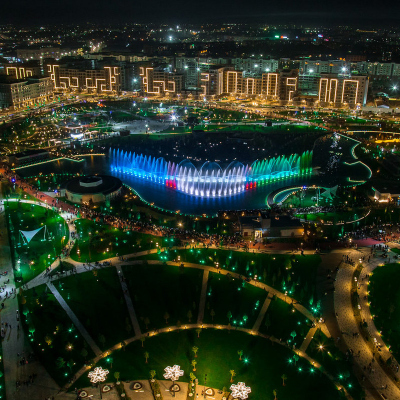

{"left": 109, "top": 148, "right": 313, "bottom": 198}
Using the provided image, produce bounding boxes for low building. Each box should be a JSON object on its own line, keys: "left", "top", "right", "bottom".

{"left": 6, "top": 149, "right": 49, "bottom": 167}
{"left": 61, "top": 175, "right": 122, "bottom": 205}
{"left": 239, "top": 213, "right": 303, "bottom": 238}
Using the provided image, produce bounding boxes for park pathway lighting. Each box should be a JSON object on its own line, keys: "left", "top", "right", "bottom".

{"left": 230, "top": 382, "right": 251, "bottom": 399}
{"left": 164, "top": 365, "right": 184, "bottom": 397}
{"left": 88, "top": 366, "right": 109, "bottom": 399}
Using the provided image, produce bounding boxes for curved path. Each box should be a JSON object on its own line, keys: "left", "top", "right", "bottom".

{"left": 63, "top": 324, "right": 350, "bottom": 398}
{"left": 334, "top": 247, "right": 400, "bottom": 400}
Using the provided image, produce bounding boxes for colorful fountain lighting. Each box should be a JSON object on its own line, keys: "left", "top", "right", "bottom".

{"left": 110, "top": 149, "right": 312, "bottom": 198}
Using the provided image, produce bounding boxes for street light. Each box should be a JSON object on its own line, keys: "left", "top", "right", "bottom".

{"left": 164, "top": 365, "right": 184, "bottom": 397}
{"left": 230, "top": 382, "right": 251, "bottom": 399}
{"left": 88, "top": 366, "right": 109, "bottom": 399}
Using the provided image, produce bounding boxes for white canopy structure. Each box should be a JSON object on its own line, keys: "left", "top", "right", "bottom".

{"left": 19, "top": 226, "right": 46, "bottom": 245}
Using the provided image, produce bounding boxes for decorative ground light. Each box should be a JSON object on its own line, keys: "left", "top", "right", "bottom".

{"left": 230, "top": 382, "right": 251, "bottom": 400}
{"left": 164, "top": 365, "right": 184, "bottom": 396}
{"left": 88, "top": 366, "right": 109, "bottom": 383}
{"left": 163, "top": 365, "right": 184, "bottom": 381}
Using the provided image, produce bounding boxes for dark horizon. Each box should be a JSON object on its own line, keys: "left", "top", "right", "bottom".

{"left": 1, "top": 0, "right": 399, "bottom": 27}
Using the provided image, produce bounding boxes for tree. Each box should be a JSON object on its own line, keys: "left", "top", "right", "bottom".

{"left": 192, "top": 346, "right": 199, "bottom": 358}
{"left": 141, "top": 337, "right": 146, "bottom": 347}
{"left": 56, "top": 357, "right": 65, "bottom": 369}
{"left": 281, "top": 374, "right": 287, "bottom": 386}
{"left": 187, "top": 310, "right": 193, "bottom": 322}
{"left": 114, "top": 372, "right": 120, "bottom": 382}
{"left": 164, "top": 311, "right": 170, "bottom": 324}
{"left": 243, "top": 315, "right": 248, "bottom": 325}
{"left": 190, "top": 372, "right": 196, "bottom": 383}
{"left": 67, "top": 359, "right": 74, "bottom": 370}
{"left": 227, "top": 311, "right": 232, "bottom": 322}
{"left": 273, "top": 389, "right": 278, "bottom": 400}
{"left": 229, "top": 370, "right": 236, "bottom": 383}
{"left": 98, "top": 334, "right": 106, "bottom": 348}
{"left": 293, "top": 355, "right": 299, "bottom": 365}
{"left": 238, "top": 350, "right": 243, "bottom": 361}
{"left": 150, "top": 370, "right": 156, "bottom": 380}
{"left": 290, "top": 331, "right": 297, "bottom": 341}
{"left": 196, "top": 328, "right": 202, "bottom": 338}
{"left": 144, "top": 317, "right": 150, "bottom": 330}
{"left": 144, "top": 351, "right": 149, "bottom": 363}
{"left": 191, "top": 360, "right": 197, "bottom": 371}
{"left": 210, "top": 309, "right": 215, "bottom": 321}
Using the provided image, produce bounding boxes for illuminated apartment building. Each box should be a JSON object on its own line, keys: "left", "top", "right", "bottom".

{"left": 17, "top": 47, "right": 79, "bottom": 61}
{"left": 4, "top": 63, "right": 41, "bottom": 80}
{"left": 318, "top": 74, "right": 368, "bottom": 107}
{"left": 261, "top": 73, "right": 279, "bottom": 99}
{"left": 0, "top": 76, "right": 53, "bottom": 110}
{"left": 46, "top": 62, "right": 121, "bottom": 93}
{"left": 199, "top": 67, "right": 225, "bottom": 97}
{"left": 139, "top": 67, "right": 184, "bottom": 96}
{"left": 278, "top": 70, "right": 299, "bottom": 102}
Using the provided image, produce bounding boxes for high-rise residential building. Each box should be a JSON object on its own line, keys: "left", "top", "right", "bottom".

{"left": 45, "top": 61, "right": 121, "bottom": 93}
{"left": 139, "top": 66, "right": 184, "bottom": 96}
{"left": 318, "top": 74, "right": 368, "bottom": 106}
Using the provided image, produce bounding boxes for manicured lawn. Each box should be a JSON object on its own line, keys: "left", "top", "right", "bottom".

{"left": 259, "top": 298, "right": 310, "bottom": 347}
{"left": 203, "top": 272, "right": 268, "bottom": 327}
{"left": 140, "top": 249, "right": 321, "bottom": 307}
{"left": 306, "top": 330, "right": 364, "bottom": 400}
{"left": 6, "top": 201, "right": 69, "bottom": 285}
{"left": 369, "top": 263, "right": 400, "bottom": 361}
{"left": 122, "top": 263, "right": 203, "bottom": 330}
{"left": 74, "top": 329, "right": 343, "bottom": 400}
{"left": 20, "top": 284, "right": 94, "bottom": 387}
{"left": 58, "top": 268, "right": 131, "bottom": 350}
{"left": 70, "top": 219, "right": 155, "bottom": 262}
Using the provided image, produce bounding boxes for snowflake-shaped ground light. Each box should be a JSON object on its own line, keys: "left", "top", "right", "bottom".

{"left": 88, "top": 367, "right": 109, "bottom": 384}
{"left": 230, "top": 382, "right": 251, "bottom": 399}
{"left": 163, "top": 365, "right": 184, "bottom": 381}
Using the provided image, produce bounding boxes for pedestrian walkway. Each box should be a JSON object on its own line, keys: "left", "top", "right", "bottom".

{"left": 334, "top": 248, "right": 400, "bottom": 399}
{"left": 299, "top": 326, "right": 319, "bottom": 353}
{"left": 115, "top": 264, "right": 141, "bottom": 337}
{"left": 197, "top": 270, "right": 209, "bottom": 324}
{"left": 47, "top": 282, "right": 102, "bottom": 357}
{"left": 0, "top": 186, "right": 60, "bottom": 400}
{"left": 252, "top": 292, "right": 273, "bottom": 332}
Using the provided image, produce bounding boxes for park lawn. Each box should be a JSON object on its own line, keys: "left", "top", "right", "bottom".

{"left": 122, "top": 263, "right": 203, "bottom": 331}
{"left": 20, "top": 284, "right": 95, "bottom": 387}
{"left": 259, "top": 298, "right": 310, "bottom": 347}
{"left": 58, "top": 268, "right": 131, "bottom": 350}
{"left": 139, "top": 249, "right": 321, "bottom": 306}
{"left": 306, "top": 330, "right": 364, "bottom": 400}
{"left": 69, "top": 219, "right": 155, "bottom": 262}
{"left": 203, "top": 272, "right": 268, "bottom": 327}
{"left": 6, "top": 201, "right": 69, "bottom": 286}
{"left": 74, "top": 329, "right": 342, "bottom": 400}
{"left": 369, "top": 263, "right": 400, "bottom": 361}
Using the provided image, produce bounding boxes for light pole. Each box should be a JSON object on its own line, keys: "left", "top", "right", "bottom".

{"left": 164, "top": 365, "right": 184, "bottom": 397}
{"left": 230, "top": 382, "right": 251, "bottom": 400}
{"left": 88, "top": 366, "right": 109, "bottom": 399}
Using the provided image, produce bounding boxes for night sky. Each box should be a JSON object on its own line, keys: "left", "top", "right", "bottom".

{"left": 0, "top": 0, "right": 399, "bottom": 25}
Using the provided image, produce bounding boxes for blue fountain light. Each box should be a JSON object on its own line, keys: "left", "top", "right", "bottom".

{"left": 109, "top": 148, "right": 312, "bottom": 198}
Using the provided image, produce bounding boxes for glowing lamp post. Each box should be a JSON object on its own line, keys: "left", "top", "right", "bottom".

{"left": 164, "top": 365, "right": 184, "bottom": 397}
{"left": 88, "top": 366, "right": 109, "bottom": 399}
{"left": 230, "top": 382, "right": 251, "bottom": 400}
